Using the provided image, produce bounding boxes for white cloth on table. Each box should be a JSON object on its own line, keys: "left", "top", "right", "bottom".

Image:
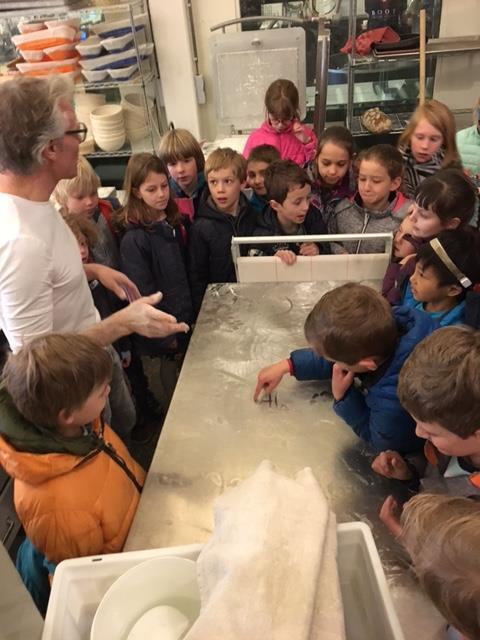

{"left": 185, "top": 460, "right": 345, "bottom": 640}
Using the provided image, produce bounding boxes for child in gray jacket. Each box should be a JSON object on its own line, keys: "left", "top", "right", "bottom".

{"left": 329, "top": 144, "right": 411, "bottom": 253}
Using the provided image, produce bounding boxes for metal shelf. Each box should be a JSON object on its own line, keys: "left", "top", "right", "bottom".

{"left": 351, "top": 111, "right": 412, "bottom": 137}
{"left": 77, "top": 70, "right": 156, "bottom": 91}
{"left": 84, "top": 148, "right": 134, "bottom": 158}
{"left": 351, "top": 36, "right": 480, "bottom": 65}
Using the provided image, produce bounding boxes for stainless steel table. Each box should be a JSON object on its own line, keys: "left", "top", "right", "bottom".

{"left": 126, "top": 282, "right": 445, "bottom": 639}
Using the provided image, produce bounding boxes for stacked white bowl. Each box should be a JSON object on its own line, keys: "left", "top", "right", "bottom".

{"left": 90, "top": 104, "right": 126, "bottom": 152}
{"left": 74, "top": 93, "right": 106, "bottom": 153}
{"left": 122, "top": 93, "right": 153, "bottom": 143}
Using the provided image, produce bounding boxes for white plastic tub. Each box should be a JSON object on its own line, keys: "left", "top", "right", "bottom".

{"left": 42, "top": 522, "right": 404, "bottom": 640}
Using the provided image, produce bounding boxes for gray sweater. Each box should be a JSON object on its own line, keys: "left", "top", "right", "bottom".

{"left": 328, "top": 192, "right": 411, "bottom": 254}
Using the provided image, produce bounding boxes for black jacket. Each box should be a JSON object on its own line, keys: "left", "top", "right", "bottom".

{"left": 251, "top": 204, "right": 329, "bottom": 255}
{"left": 188, "top": 192, "right": 257, "bottom": 315}
{"left": 120, "top": 219, "right": 193, "bottom": 355}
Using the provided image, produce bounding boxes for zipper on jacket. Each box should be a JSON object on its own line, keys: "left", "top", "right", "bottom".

{"left": 76, "top": 426, "right": 143, "bottom": 494}
{"left": 356, "top": 212, "right": 370, "bottom": 254}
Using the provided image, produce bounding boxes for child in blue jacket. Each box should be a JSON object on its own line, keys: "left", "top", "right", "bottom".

{"left": 254, "top": 282, "right": 437, "bottom": 453}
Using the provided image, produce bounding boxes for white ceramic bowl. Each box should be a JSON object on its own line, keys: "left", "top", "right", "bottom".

{"left": 81, "top": 69, "right": 108, "bottom": 82}
{"left": 74, "top": 92, "right": 106, "bottom": 109}
{"left": 93, "top": 132, "right": 126, "bottom": 152}
{"left": 90, "top": 104, "right": 123, "bottom": 121}
{"left": 75, "top": 37, "right": 102, "bottom": 58}
{"left": 126, "top": 125, "right": 149, "bottom": 142}
{"left": 122, "top": 92, "right": 154, "bottom": 113}
{"left": 90, "top": 556, "right": 200, "bottom": 640}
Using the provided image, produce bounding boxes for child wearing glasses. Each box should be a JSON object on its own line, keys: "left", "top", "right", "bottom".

{"left": 243, "top": 79, "right": 317, "bottom": 166}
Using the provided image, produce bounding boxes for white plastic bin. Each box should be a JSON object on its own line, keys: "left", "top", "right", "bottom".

{"left": 42, "top": 522, "right": 404, "bottom": 640}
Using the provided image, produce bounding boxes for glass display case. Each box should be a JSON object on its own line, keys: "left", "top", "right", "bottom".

{"left": 239, "top": 0, "right": 480, "bottom": 137}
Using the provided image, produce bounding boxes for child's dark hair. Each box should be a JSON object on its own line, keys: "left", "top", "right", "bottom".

{"left": 264, "top": 160, "right": 311, "bottom": 204}
{"left": 415, "top": 168, "right": 477, "bottom": 225}
{"left": 264, "top": 79, "right": 300, "bottom": 122}
{"left": 416, "top": 228, "right": 480, "bottom": 301}
{"left": 247, "top": 144, "right": 281, "bottom": 165}
{"left": 315, "top": 126, "right": 355, "bottom": 161}
{"left": 358, "top": 144, "right": 404, "bottom": 180}
{"left": 118, "top": 153, "right": 181, "bottom": 228}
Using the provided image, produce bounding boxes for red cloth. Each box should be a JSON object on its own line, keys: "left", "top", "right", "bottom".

{"left": 341, "top": 27, "right": 400, "bottom": 56}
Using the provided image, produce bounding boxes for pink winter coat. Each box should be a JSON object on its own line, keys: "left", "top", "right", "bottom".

{"left": 243, "top": 120, "right": 317, "bottom": 165}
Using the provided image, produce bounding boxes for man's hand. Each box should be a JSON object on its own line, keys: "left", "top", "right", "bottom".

{"left": 299, "top": 242, "right": 319, "bottom": 257}
{"left": 85, "top": 264, "right": 140, "bottom": 302}
{"left": 120, "top": 292, "right": 189, "bottom": 338}
{"left": 331, "top": 363, "right": 354, "bottom": 401}
{"left": 379, "top": 495, "right": 403, "bottom": 537}
{"left": 253, "top": 359, "right": 290, "bottom": 401}
{"left": 275, "top": 249, "right": 297, "bottom": 265}
{"left": 292, "top": 120, "right": 309, "bottom": 144}
{"left": 371, "top": 451, "right": 413, "bottom": 480}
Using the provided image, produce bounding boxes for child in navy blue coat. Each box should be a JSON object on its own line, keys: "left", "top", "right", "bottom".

{"left": 254, "top": 283, "right": 437, "bottom": 453}
{"left": 119, "top": 153, "right": 192, "bottom": 407}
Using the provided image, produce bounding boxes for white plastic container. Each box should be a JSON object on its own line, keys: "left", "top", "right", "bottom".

{"left": 41, "top": 522, "right": 404, "bottom": 640}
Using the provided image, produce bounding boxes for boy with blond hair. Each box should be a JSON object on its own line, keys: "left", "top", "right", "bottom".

{"left": 0, "top": 333, "right": 145, "bottom": 610}
{"left": 372, "top": 326, "right": 480, "bottom": 497}
{"left": 189, "top": 147, "right": 257, "bottom": 314}
{"left": 254, "top": 283, "right": 437, "bottom": 453}
{"left": 158, "top": 127, "right": 206, "bottom": 220}
{"left": 401, "top": 493, "right": 480, "bottom": 640}
{"left": 53, "top": 156, "right": 120, "bottom": 269}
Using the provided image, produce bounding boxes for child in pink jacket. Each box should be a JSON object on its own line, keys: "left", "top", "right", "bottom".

{"left": 243, "top": 79, "right": 317, "bottom": 166}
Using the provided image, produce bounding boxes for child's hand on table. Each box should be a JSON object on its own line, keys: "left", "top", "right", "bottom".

{"left": 254, "top": 359, "right": 291, "bottom": 401}
{"left": 379, "top": 495, "right": 403, "bottom": 538}
{"left": 371, "top": 451, "right": 413, "bottom": 480}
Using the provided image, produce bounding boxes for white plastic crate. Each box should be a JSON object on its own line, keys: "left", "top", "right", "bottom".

{"left": 42, "top": 522, "right": 404, "bottom": 640}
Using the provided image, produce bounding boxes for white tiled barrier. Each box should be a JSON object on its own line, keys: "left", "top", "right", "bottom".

{"left": 232, "top": 234, "right": 393, "bottom": 284}
{"left": 236, "top": 253, "right": 390, "bottom": 283}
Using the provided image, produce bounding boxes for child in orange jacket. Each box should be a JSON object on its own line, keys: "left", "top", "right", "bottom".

{"left": 0, "top": 333, "right": 145, "bottom": 612}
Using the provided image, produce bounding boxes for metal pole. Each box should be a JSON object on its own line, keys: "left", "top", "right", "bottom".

{"left": 346, "top": 0, "right": 357, "bottom": 130}
{"left": 313, "top": 18, "right": 330, "bottom": 135}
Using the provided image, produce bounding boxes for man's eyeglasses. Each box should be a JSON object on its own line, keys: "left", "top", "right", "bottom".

{"left": 64, "top": 123, "right": 88, "bottom": 143}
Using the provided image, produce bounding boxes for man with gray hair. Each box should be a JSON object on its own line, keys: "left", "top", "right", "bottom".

{"left": 0, "top": 76, "right": 188, "bottom": 437}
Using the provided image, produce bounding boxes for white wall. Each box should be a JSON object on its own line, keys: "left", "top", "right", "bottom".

{"left": 433, "top": 0, "right": 480, "bottom": 122}
{"left": 191, "top": 0, "right": 241, "bottom": 141}
{"left": 149, "top": 0, "right": 202, "bottom": 138}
